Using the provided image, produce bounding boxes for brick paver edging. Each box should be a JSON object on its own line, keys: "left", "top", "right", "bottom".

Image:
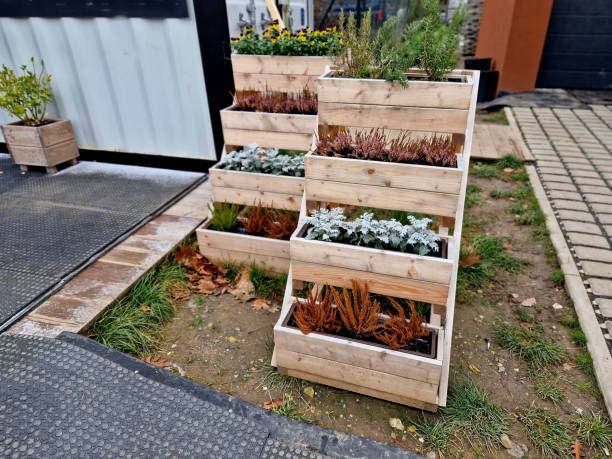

{"left": 527, "top": 165, "right": 612, "bottom": 419}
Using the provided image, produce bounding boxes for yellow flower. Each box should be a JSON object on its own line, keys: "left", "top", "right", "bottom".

{"left": 273, "top": 23, "right": 279, "bottom": 30}
{"left": 298, "top": 30, "right": 304, "bottom": 35}
{"left": 247, "top": 34, "right": 251, "bottom": 39}
{"left": 310, "top": 40, "right": 314, "bottom": 45}
{"left": 322, "top": 42, "right": 326, "bottom": 46}
{"left": 307, "top": 27, "right": 311, "bottom": 33}
{"left": 339, "top": 38, "right": 343, "bottom": 44}
{"left": 333, "top": 26, "right": 336, "bottom": 31}
{"left": 300, "top": 36, "right": 306, "bottom": 42}
{"left": 270, "top": 38, "right": 276, "bottom": 43}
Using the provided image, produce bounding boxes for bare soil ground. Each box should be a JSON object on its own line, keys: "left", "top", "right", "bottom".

{"left": 160, "top": 169, "right": 607, "bottom": 458}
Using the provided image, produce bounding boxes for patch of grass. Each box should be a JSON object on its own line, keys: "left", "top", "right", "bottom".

{"left": 442, "top": 378, "right": 509, "bottom": 451}
{"left": 574, "top": 380, "right": 601, "bottom": 398}
{"left": 189, "top": 315, "right": 203, "bottom": 328}
{"left": 273, "top": 397, "right": 312, "bottom": 423}
{"left": 571, "top": 328, "right": 587, "bottom": 347}
{"left": 414, "top": 416, "right": 455, "bottom": 457}
{"left": 465, "top": 184, "right": 483, "bottom": 208}
{"left": 249, "top": 265, "right": 287, "bottom": 301}
{"left": 497, "top": 154, "right": 523, "bottom": 169}
{"left": 257, "top": 336, "right": 302, "bottom": 394}
{"left": 551, "top": 268, "right": 564, "bottom": 286}
{"left": 193, "top": 295, "right": 205, "bottom": 307}
{"left": 576, "top": 351, "right": 595, "bottom": 377}
{"left": 493, "top": 323, "right": 565, "bottom": 367}
{"left": 471, "top": 162, "right": 500, "bottom": 178}
{"left": 482, "top": 110, "right": 509, "bottom": 125}
{"left": 555, "top": 312, "right": 579, "bottom": 329}
{"left": 222, "top": 262, "right": 242, "bottom": 285}
{"left": 89, "top": 260, "right": 186, "bottom": 357}
{"left": 519, "top": 406, "right": 571, "bottom": 458}
{"left": 572, "top": 412, "right": 612, "bottom": 453}
{"left": 535, "top": 379, "right": 565, "bottom": 405}
{"left": 518, "top": 306, "right": 534, "bottom": 323}
{"left": 511, "top": 171, "right": 529, "bottom": 182}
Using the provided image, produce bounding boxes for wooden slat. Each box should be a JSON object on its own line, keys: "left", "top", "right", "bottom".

{"left": 305, "top": 179, "right": 458, "bottom": 217}
{"left": 290, "top": 234, "right": 453, "bottom": 285}
{"left": 275, "top": 349, "right": 438, "bottom": 404}
{"left": 279, "top": 366, "right": 438, "bottom": 411}
{"left": 318, "top": 74, "right": 472, "bottom": 109}
{"left": 231, "top": 54, "right": 333, "bottom": 75}
{"left": 212, "top": 187, "right": 301, "bottom": 211}
{"left": 318, "top": 102, "right": 469, "bottom": 133}
{"left": 201, "top": 246, "right": 289, "bottom": 274}
{"left": 197, "top": 224, "right": 290, "bottom": 259}
{"left": 234, "top": 73, "right": 318, "bottom": 93}
{"left": 305, "top": 153, "right": 462, "bottom": 195}
{"left": 291, "top": 260, "right": 449, "bottom": 304}
{"left": 274, "top": 325, "right": 442, "bottom": 384}
{"left": 222, "top": 128, "right": 313, "bottom": 151}
{"left": 210, "top": 166, "right": 304, "bottom": 195}
{"left": 220, "top": 108, "right": 316, "bottom": 134}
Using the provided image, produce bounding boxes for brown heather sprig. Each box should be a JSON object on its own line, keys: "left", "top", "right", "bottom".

{"left": 241, "top": 203, "right": 267, "bottom": 235}
{"left": 264, "top": 209, "right": 298, "bottom": 240}
{"left": 373, "top": 298, "right": 429, "bottom": 351}
{"left": 234, "top": 89, "right": 317, "bottom": 115}
{"left": 332, "top": 280, "right": 381, "bottom": 337}
{"left": 316, "top": 128, "right": 457, "bottom": 167}
{"left": 294, "top": 285, "right": 341, "bottom": 335}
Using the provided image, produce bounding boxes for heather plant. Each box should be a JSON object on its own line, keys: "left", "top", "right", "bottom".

{"left": 316, "top": 129, "right": 457, "bottom": 168}
{"left": 234, "top": 89, "right": 317, "bottom": 115}
{"left": 219, "top": 144, "right": 304, "bottom": 177}
{"left": 208, "top": 203, "right": 240, "bottom": 232}
{"left": 0, "top": 58, "right": 52, "bottom": 125}
{"left": 231, "top": 21, "right": 343, "bottom": 57}
{"left": 304, "top": 208, "right": 440, "bottom": 256}
{"left": 294, "top": 285, "right": 341, "bottom": 334}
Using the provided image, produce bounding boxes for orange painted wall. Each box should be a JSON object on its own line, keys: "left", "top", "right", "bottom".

{"left": 476, "top": 0, "right": 553, "bottom": 94}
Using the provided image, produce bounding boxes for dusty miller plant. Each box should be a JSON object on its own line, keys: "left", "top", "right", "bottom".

{"left": 219, "top": 144, "right": 304, "bottom": 177}
{"left": 305, "top": 208, "right": 440, "bottom": 255}
{"left": 0, "top": 58, "right": 52, "bottom": 125}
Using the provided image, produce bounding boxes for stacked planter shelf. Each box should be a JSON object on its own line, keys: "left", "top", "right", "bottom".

{"left": 197, "top": 55, "right": 327, "bottom": 274}
{"left": 273, "top": 68, "right": 480, "bottom": 411}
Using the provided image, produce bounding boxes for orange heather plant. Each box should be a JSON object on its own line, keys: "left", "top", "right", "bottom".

{"left": 332, "top": 280, "right": 381, "bottom": 337}
{"left": 234, "top": 89, "right": 317, "bottom": 115}
{"left": 241, "top": 203, "right": 267, "bottom": 235}
{"left": 294, "top": 285, "right": 341, "bottom": 334}
{"left": 373, "top": 298, "right": 429, "bottom": 350}
{"left": 264, "top": 209, "right": 298, "bottom": 240}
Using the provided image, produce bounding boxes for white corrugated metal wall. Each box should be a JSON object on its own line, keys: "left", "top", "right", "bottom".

{"left": 0, "top": 0, "right": 216, "bottom": 160}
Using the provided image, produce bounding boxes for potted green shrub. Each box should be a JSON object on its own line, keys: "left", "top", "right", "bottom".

{"left": 0, "top": 58, "right": 79, "bottom": 173}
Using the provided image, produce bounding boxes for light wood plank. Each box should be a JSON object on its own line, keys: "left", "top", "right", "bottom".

{"left": 201, "top": 246, "right": 289, "bottom": 274}
{"left": 222, "top": 128, "right": 314, "bottom": 151}
{"left": 234, "top": 73, "right": 318, "bottom": 93}
{"left": 197, "top": 223, "right": 290, "bottom": 259}
{"left": 305, "top": 153, "right": 463, "bottom": 194}
{"left": 212, "top": 187, "right": 302, "bottom": 211}
{"left": 221, "top": 107, "right": 316, "bottom": 134}
{"left": 231, "top": 54, "right": 333, "bottom": 75}
{"left": 291, "top": 260, "right": 449, "bottom": 305}
{"left": 318, "top": 74, "right": 472, "bottom": 109}
{"left": 274, "top": 325, "right": 442, "bottom": 384}
{"left": 290, "top": 232, "right": 453, "bottom": 285}
{"left": 305, "top": 179, "right": 458, "bottom": 217}
{"left": 318, "top": 102, "right": 469, "bottom": 134}
{"left": 210, "top": 166, "right": 304, "bottom": 195}
{"left": 275, "top": 349, "right": 438, "bottom": 404}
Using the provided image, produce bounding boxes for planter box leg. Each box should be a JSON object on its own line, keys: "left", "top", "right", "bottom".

{"left": 46, "top": 166, "right": 58, "bottom": 174}
{"left": 19, "top": 165, "right": 28, "bottom": 172}
{"left": 69, "top": 158, "right": 78, "bottom": 166}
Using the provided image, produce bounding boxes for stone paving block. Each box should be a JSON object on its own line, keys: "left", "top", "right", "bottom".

{"left": 553, "top": 200, "right": 589, "bottom": 211}
{"left": 589, "top": 277, "right": 612, "bottom": 297}
{"left": 598, "top": 214, "right": 612, "bottom": 225}
{"left": 574, "top": 246, "right": 612, "bottom": 263}
{"left": 568, "top": 233, "right": 610, "bottom": 248}
{"left": 584, "top": 194, "right": 612, "bottom": 205}
{"left": 557, "top": 209, "right": 596, "bottom": 222}
{"left": 539, "top": 167, "right": 569, "bottom": 176}
{"left": 597, "top": 299, "right": 612, "bottom": 318}
{"left": 541, "top": 174, "right": 573, "bottom": 184}
{"left": 606, "top": 226, "right": 612, "bottom": 237}
{"left": 548, "top": 190, "right": 582, "bottom": 201}
{"left": 581, "top": 261, "right": 612, "bottom": 278}
{"left": 571, "top": 170, "right": 600, "bottom": 178}
{"left": 579, "top": 185, "right": 610, "bottom": 194}
{"left": 574, "top": 176, "right": 607, "bottom": 186}
{"left": 538, "top": 161, "right": 564, "bottom": 168}
{"left": 544, "top": 182, "right": 579, "bottom": 192}
{"left": 591, "top": 203, "right": 612, "bottom": 214}
{"left": 562, "top": 221, "right": 602, "bottom": 234}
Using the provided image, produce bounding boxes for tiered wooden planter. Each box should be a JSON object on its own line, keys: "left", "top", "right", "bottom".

{"left": 273, "top": 69, "right": 480, "bottom": 411}
{"left": 231, "top": 54, "right": 334, "bottom": 94}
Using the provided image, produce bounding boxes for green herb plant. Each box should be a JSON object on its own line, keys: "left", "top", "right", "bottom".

{"left": 0, "top": 58, "right": 52, "bottom": 125}
{"left": 208, "top": 203, "right": 240, "bottom": 232}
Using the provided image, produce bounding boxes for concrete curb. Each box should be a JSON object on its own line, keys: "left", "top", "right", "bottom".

{"left": 527, "top": 165, "right": 612, "bottom": 419}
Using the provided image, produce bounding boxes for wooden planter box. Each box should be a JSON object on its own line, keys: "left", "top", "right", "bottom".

{"left": 210, "top": 151, "right": 304, "bottom": 211}
{"left": 318, "top": 69, "right": 474, "bottom": 126}
{"left": 196, "top": 220, "right": 290, "bottom": 274}
{"left": 305, "top": 152, "right": 464, "bottom": 218}
{"left": 290, "top": 222, "right": 453, "bottom": 307}
{"left": 221, "top": 104, "right": 316, "bottom": 151}
{"left": 232, "top": 54, "right": 334, "bottom": 94}
{"left": 2, "top": 119, "right": 79, "bottom": 173}
{"left": 274, "top": 300, "right": 444, "bottom": 411}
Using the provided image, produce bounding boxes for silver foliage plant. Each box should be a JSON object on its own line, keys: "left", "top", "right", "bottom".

{"left": 219, "top": 143, "right": 304, "bottom": 176}
{"left": 305, "top": 208, "right": 440, "bottom": 256}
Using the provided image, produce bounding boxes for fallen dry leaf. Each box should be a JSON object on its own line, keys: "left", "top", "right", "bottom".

{"left": 303, "top": 386, "right": 315, "bottom": 398}
{"left": 229, "top": 271, "right": 255, "bottom": 302}
{"left": 142, "top": 355, "right": 170, "bottom": 368}
{"left": 460, "top": 254, "right": 482, "bottom": 267}
{"left": 519, "top": 322, "right": 533, "bottom": 330}
{"left": 521, "top": 297, "right": 537, "bottom": 307}
{"left": 468, "top": 363, "right": 481, "bottom": 374}
{"left": 268, "top": 305, "right": 280, "bottom": 313}
{"left": 503, "top": 167, "right": 514, "bottom": 173}
{"left": 141, "top": 305, "right": 150, "bottom": 312}
{"left": 502, "top": 242, "right": 513, "bottom": 250}
{"left": 573, "top": 438, "right": 584, "bottom": 459}
{"left": 251, "top": 298, "right": 271, "bottom": 311}
{"left": 262, "top": 398, "right": 284, "bottom": 410}
{"left": 389, "top": 418, "right": 404, "bottom": 431}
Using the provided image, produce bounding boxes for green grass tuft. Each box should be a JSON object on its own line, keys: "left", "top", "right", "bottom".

{"left": 273, "top": 397, "right": 312, "bottom": 423}
{"left": 572, "top": 412, "right": 612, "bottom": 453}
{"left": 511, "top": 171, "right": 529, "bottom": 182}
{"left": 519, "top": 406, "right": 571, "bottom": 457}
{"left": 551, "top": 268, "right": 564, "bottom": 286}
{"left": 574, "top": 380, "right": 601, "bottom": 398}
{"left": 571, "top": 328, "right": 587, "bottom": 347}
{"left": 465, "top": 184, "right": 483, "bottom": 208}
{"left": 442, "top": 378, "right": 509, "bottom": 451}
{"left": 576, "top": 351, "right": 595, "bottom": 377}
{"left": 89, "top": 260, "right": 186, "bottom": 357}
{"left": 518, "top": 306, "right": 534, "bottom": 323}
{"left": 535, "top": 379, "right": 565, "bottom": 405}
{"left": 249, "top": 265, "right": 287, "bottom": 301}
{"left": 482, "top": 110, "right": 509, "bottom": 125}
{"left": 497, "top": 154, "right": 522, "bottom": 169}
{"left": 493, "top": 323, "right": 565, "bottom": 366}
{"left": 222, "top": 261, "right": 242, "bottom": 285}
{"left": 414, "top": 416, "right": 455, "bottom": 457}
{"left": 471, "top": 163, "right": 500, "bottom": 178}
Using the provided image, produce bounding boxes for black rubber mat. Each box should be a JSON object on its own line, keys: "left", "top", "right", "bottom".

{"left": 0, "top": 159, "right": 204, "bottom": 329}
{"left": 0, "top": 333, "right": 417, "bottom": 458}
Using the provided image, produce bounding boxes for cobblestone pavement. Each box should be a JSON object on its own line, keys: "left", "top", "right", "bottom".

{"left": 512, "top": 105, "right": 612, "bottom": 354}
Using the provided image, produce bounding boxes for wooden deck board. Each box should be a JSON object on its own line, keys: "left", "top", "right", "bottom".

{"left": 471, "top": 120, "right": 535, "bottom": 162}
